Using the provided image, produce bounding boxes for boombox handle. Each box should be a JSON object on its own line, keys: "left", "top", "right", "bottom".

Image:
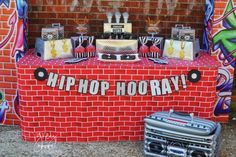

{"left": 175, "top": 24, "right": 184, "bottom": 28}
{"left": 174, "top": 24, "right": 192, "bottom": 30}
{"left": 52, "top": 23, "right": 61, "bottom": 27}
{"left": 169, "top": 109, "right": 194, "bottom": 122}
{"left": 183, "top": 26, "right": 192, "bottom": 30}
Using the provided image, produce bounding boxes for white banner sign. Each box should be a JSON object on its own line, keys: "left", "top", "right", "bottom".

{"left": 46, "top": 72, "right": 187, "bottom": 96}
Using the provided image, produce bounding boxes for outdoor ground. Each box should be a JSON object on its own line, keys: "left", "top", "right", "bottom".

{"left": 0, "top": 116, "right": 236, "bottom": 157}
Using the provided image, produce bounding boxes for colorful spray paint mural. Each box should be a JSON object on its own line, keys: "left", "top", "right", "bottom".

{"left": 203, "top": 0, "right": 236, "bottom": 119}
{"left": 0, "top": 0, "right": 28, "bottom": 60}
{"left": 0, "top": 91, "right": 9, "bottom": 123}
{"left": 0, "top": 0, "right": 28, "bottom": 124}
{"left": 212, "top": 0, "right": 236, "bottom": 117}
{"left": 203, "top": 0, "right": 214, "bottom": 53}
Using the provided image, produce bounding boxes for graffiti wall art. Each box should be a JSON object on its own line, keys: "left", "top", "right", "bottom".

{"left": 213, "top": 0, "right": 236, "bottom": 68}
{"left": 203, "top": 0, "right": 214, "bottom": 53}
{"left": 0, "top": 0, "right": 28, "bottom": 124}
{"left": 212, "top": 0, "right": 236, "bottom": 116}
{"left": 0, "top": 91, "right": 9, "bottom": 124}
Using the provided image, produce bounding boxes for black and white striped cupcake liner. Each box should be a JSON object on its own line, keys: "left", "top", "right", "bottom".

{"left": 76, "top": 52, "right": 96, "bottom": 58}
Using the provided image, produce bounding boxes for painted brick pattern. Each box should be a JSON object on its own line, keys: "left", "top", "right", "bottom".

{"left": 0, "top": 1, "right": 21, "bottom": 125}
{"left": 0, "top": 0, "right": 232, "bottom": 128}
{"left": 27, "top": 0, "right": 205, "bottom": 47}
{"left": 18, "top": 51, "right": 220, "bottom": 142}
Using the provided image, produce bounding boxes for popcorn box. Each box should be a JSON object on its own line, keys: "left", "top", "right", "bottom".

{"left": 163, "top": 39, "right": 200, "bottom": 61}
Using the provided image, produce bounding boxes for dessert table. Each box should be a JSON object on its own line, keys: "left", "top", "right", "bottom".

{"left": 17, "top": 49, "right": 220, "bottom": 142}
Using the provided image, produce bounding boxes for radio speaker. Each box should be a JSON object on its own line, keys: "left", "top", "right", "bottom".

{"left": 149, "top": 142, "right": 164, "bottom": 154}
{"left": 191, "top": 151, "right": 207, "bottom": 157}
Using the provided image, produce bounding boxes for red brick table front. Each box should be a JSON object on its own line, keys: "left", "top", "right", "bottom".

{"left": 17, "top": 50, "right": 220, "bottom": 142}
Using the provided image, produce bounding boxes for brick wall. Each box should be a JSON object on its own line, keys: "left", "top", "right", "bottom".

{"left": 0, "top": 1, "right": 21, "bottom": 125}
{"left": 28, "top": 0, "right": 205, "bottom": 47}
{"left": 1, "top": 0, "right": 234, "bottom": 127}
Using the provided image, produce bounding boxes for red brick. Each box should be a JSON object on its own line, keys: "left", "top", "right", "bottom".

{"left": 16, "top": 14, "right": 228, "bottom": 144}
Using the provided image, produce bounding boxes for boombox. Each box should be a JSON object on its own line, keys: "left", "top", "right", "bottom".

{"left": 171, "top": 24, "right": 195, "bottom": 41}
{"left": 144, "top": 110, "right": 221, "bottom": 157}
{"left": 41, "top": 23, "right": 64, "bottom": 41}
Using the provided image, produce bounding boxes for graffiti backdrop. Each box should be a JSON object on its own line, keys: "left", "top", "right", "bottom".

{"left": 203, "top": 0, "right": 236, "bottom": 121}
{"left": 212, "top": 0, "right": 236, "bottom": 120}
{"left": 0, "top": 0, "right": 28, "bottom": 124}
{"left": 0, "top": 0, "right": 235, "bottom": 124}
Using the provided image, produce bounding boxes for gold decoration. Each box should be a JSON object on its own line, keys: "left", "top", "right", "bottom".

{"left": 179, "top": 41, "right": 186, "bottom": 60}
{"left": 145, "top": 16, "right": 161, "bottom": 36}
{"left": 49, "top": 40, "right": 57, "bottom": 58}
{"left": 74, "top": 16, "right": 89, "bottom": 25}
{"left": 75, "top": 16, "right": 89, "bottom": 35}
{"left": 167, "top": 39, "right": 174, "bottom": 56}
{"left": 62, "top": 39, "right": 69, "bottom": 53}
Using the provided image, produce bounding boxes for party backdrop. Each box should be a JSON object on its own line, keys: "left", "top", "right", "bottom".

{"left": 0, "top": 0, "right": 235, "bottom": 125}
{"left": 203, "top": 0, "right": 236, "bottom": 122}
{"left": 27, "top": 0, "right": 206, "bottom": 47}
{"left": 0, "top": 0, "right": 28, "bottom": 125}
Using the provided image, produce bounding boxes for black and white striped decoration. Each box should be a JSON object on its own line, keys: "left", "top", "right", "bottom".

{"left": 148, "top": 52, "right": 159, "bottom": 58}
{"left": 140, "top": 53, "right": 149, "bottom": 58}
{"left": 76, "top": 52, "right": 96, "bottom": 58}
